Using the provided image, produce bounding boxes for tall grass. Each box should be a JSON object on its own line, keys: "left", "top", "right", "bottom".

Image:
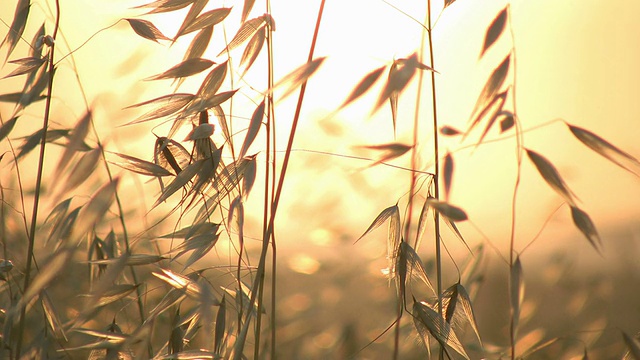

{"left": 1, "top": 0, "right": 639, "bottom": 359}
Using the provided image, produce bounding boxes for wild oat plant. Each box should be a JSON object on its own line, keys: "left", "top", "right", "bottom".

{"left": 0, "top": 0, "right": 639, "bottom": 359}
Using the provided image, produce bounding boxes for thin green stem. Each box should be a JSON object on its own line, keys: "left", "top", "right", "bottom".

{"left": 16, "top": 1, "right": 61, "bottom": 357}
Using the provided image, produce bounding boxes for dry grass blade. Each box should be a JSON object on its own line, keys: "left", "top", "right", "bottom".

{"left": 0, "top": 117, "right": 18, "bottom": 142}
{"left": 426, "top": 198, "right": 468, "bottom": 222}
{"left": 71, "top": 178, "right": 120, "bottom": 242}
{"left": 240, "top": 100, "right": 265, "bottom": 158}
{"left": 464, "top": 90, "right": 507, "bottom": 141}
{"left": 470, "top": 55, "right": 510, "bottom": 121}
{"left": 179, "top": 8, "right": 231, "bottom": 37}
{"left": 47, "top": 207, "right": 79, "bottom": 247}
{"left": 16, "top": 128, "right": 70, "bottom": 160}
{"left": 271, "top": 57, "right": 326, "bottom": 100}
{"left": 72, "top": 328, "right": 127, "bottom": 343}
{"left": 359, "top": 142, "right": 413, "bottom": 168}
{"left": 125, "top": 18, "right": 170, "bottom": 42}
{"left": 510, "top": 256, "right": 524, "bottom": 338}
{"left": 443, "top": 152, "right": 453, "bottom": 200}
{"left": 443, "top": 216, "right": 472, "bottom": 253}
{"left": 400, "top": 242, "right": 435, "bottom": 294}
{"left": 140, "top": 0, "right": 194, "bottom": 14}
{"left": 1, "top": 0, "right": 30, "bottom": 61}
{"left": 123, "top": 93, "right": 194, "bottom": 125}
{"left": 57, "top": 147, "right": 101, "bottom": 197}
{"left": 153, "top": 269, "right": 202, "bottom": 298}
{"left": 155, "top": 136, "right": 191, "bottom": 175}
{"left": 173, "top": 0, "right": 208, "bottom": 41}
{"left": 90, "top": 284, "right": 140, "bottom": 308}
{"left": 56, "top": 111, "right": 91, "bottom": 178}
{"left": 444, "top": 0, "right": 457, "bottom": 8}
{"left": 183, "top": 26, "right": 213, "bottom": 62}
{"left": 196, "top": 61, "right": 228, "bottom": 99}
{"left": 148, "top": 58, "right": 215, "bottom": 80}
{"left": 88, "top": 254, "right": 166, "bottom": 266}
{"left": 414, "top": 196, "right": 431, "bottom": 250}
{"left": 519, "top": 337, "right": 561, "bottom": 359}
{"left": 41, "top": 292, "right": 68, "bottom": 341}
{"left": 412, "top": 300, "right": 470, "bottom": 359}
{"left": 17, "top": 248, "right": 74, "bottom": 310}
{"left": 480, "top": 7, "right": 507, "bottom": 58}
{"left": 184, "top": 123, "right": 215, "bottom": 141}
{"left": 355, "top": 204, "right": 398, "bottom": 243}
{"left": 214, "top": 295, "right": 226, "bottom": 354}
{"left": 239, "top": 26, "right": 265, "bottom": 77}
{"left": 111, "top": 152, "right": 173, "bottom": 177}
{"left": 340, "top": 65, "right": 386, "bottom": 109}
{"left": 568, "top": 124, "right": 640, "bottom": 176}
{"left": 526, "top": 149, "right": 577, "bottom": 206}
{"left": 170, "top": 231, "right": 221, "bottom": 270}
{"left": 3, "top": 56, "right": 46, "bottom": 78}
{"left": 153, "top": 159, "right": 206, "bottom": 208}
{"left": 243, "top": 155, "right": 257, "bottom": 198}
{"left": 241, "top": 0, "right": 256, "bottom": 22}
{"left": 444, "top": 283, "right": 482, "bottom": 344}
{"left": 623, "top": 332, "right": 640, "bottom": 360}
{"left": 219, "top": 15, "right": 268, "bottom": 56}
{"left": 570, "top": 206, "right": 602, "bottom": 253}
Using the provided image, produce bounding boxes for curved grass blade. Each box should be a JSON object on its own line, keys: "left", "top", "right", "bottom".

{"left": 340, "top": 65, "right": 386, "bottom": 109}
{"left": 415, "top": 197, "right": 431, "bottom": 250}
{"left": 148, "top": 58, "right": 214, "bottom": 80}
{"left": 568, "top": 124, "right": 640, "bottom": 176}
{"left": 470, "top": 55, "right": 510, "bottom": 121}
{"left": 17, "top": 248, "right": 74, "bottom": 310}
{"left": 355, "top": 204, "right": 398, "bottom": 243}
{"left": 16, "top": 128, "right": 69, "bottom": 160}
{"left": 91, "top": 284, "right": 140, "bottom": 308}
{"left": 1, "top": 0, "right": 30, "bottom": 61}
{"left": 480, "top": 7, "right": 507, "bottom": 58}
{"left": 412, "top": 300, "right": 470, "bottom": 359}
{"left": 359, "top": 142, "right": 413, "bottom": 168}
{"left": 219, "top": 15, "right": 268, "bottom": 55}
{"left": 243, "top": 155, "right": 257, "bottom": 199}
{"left": 183, "top": 25, "right": 213, "bottom": 63}
{"left": 3, "top": 56, "right": 46, "bottom": 78}
{"left": 179, "top": 8, "right": 231, "bottom": 37}
{"left": 239, "top": 25, "right": 265, "bottom": 77}
{"left": 140, "top": 0, "right": 194, "bottom": 14}
{"left": 214, "top": 295, "right": 226, "bottom": 354}
{"left": 153, "top": 269, "right": 201, "bottom": 298}
{"left": 241, "top": 0, "right": 256, "bottom": 22}
{"left": 154, "top": 136, "right": 191, "bottom": 176}
{"left": 270, "top": 57, "right": 326, "bottom": 100}
{"left": 126, "top": 18, "right": 170, "bottom": 43}
{"left": 443, "top": 283, "right": 482, "bottom": 344}
{"left": 55, "top": 111, "right": 91, "bottom": 178}
{"left": 185, "top": 123, "right": 215, "bottom": 141}
{"left": 153, "top": 159, "right": 206, "bottom": 207}
{"left": 426, "top": 198, "right": 468, "bottom": 222}
{"left": 0, "top": 117, "right": 18, "bottom": 142}
{"left": 526, "top": 149, "right": 577, "bottom": 206}
{"left": 41, "top": 292, "right": 67, "bottom": 341}
{"left": 57, "top": 147, "right": 101, "bottom": 196}
{"left": 89, "top": 254, "right": 166, "bottom": 266}
{"left": 239, "top": 100, "right": 265, "bottom": 158}
{"left": 111, "top": 152, "right": 173, "bottom": 177}
{"left": 173, "top": 0, "right": 208, "bottom": 41}
{"left": 400, "top": 242, "right": 434, "bottom": 294}
{"left": 71, "top": 178, "right": 120, "bottom": 242}
{"left": 570, "top": 206, "right": 602, "bottom": 253}
{"left": 444, "top": 0, "right": 457, "bottom": 9}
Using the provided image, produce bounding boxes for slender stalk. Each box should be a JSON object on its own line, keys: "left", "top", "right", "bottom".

{"left": 506, "top": 4, "right": 523, "bottom": 359}
{"left": 15, "top": 1, "right": 61, "bottom": 357}
{"left": 233, "top": 1, "right": 326, "bottom": 358}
